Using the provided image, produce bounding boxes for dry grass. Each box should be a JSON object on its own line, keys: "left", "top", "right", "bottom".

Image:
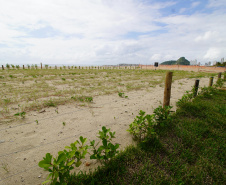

{"left": 0, "top": 68, "right": 216, "bottom": 122}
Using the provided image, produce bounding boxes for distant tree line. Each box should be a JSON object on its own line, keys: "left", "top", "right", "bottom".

{"left": 161, "top": 57, "right": 190, "bottom": 65}
{"left": 214, "top": 62, "right": 226, "bottom": 67}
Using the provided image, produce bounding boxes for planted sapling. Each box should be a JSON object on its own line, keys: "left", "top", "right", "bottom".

{"left": 14, "top": 112, "right": 26, "bottom": 119}
{"left": 39, "top": 136, "right": 89, "bottom": 184}
{"left": 127, "top": 110, "right": 156, "bottom": 142}
{"left": 118, "top": 92, "right": 128, "bottom": 98}
{"left": 90, "top": 126, "right": 119, "bottom": 164}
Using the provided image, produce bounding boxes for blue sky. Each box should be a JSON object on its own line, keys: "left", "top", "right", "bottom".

{"left": 0, "top": 0, "right": 225, "bottom": 65}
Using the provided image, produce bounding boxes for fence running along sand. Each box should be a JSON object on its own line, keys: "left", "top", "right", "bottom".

{"left": 140, "top": 64, "right": 226, "bottom": 72}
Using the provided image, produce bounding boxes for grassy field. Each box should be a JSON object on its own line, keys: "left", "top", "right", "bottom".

{"left": 68, "top": 87, "right": 226, "bottom": 184}
{"left": 0, "top": 68, "right": 217, "bottom": 122}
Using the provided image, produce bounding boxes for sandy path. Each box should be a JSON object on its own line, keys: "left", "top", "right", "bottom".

{"left": 0, "top": 77, "right": 215, "bottom": 185}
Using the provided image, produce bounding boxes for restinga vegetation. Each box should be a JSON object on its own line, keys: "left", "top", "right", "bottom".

{"left": 68, "top": 86, "right": 225, "bottom": 184}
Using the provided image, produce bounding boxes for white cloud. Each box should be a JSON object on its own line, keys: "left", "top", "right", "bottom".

{"left": 151, "top": 54, "right": 161, "bottom": 61}
{"left": 207, "top": 0, "right": 226, "bottom": 8}
{"left": 0, "top": 0, "right": 225, "bottom": 65}
{"left": 191, "top": 1, "right": 200, "bottom": 8}
{"left": 204, "top": 47, "right": 221, "bottom": 60}
{"left": 195, "top": 31, "right": 217, "bottom": 41}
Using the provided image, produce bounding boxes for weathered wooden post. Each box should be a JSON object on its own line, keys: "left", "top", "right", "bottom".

{"left": 2, "top": 65, "right": 4, "bottom": 70}
{"left": 79, "top": 66, "right": 80, "bottom": 69}
{"left": 41, "top": 63, "right": 42, "bottom": 69}
{"left": 163, "top": 72, "right": 173, "bottom": 107}
{"left": 209, "top": 77, "right": 214, "bottom": 87}
{"left": 193, "top": 79, "right": 200, "bottom": 97}
{"left": 218, "top": 72, "right": 222, "bottom": 80}
{"left": 23, "top": 65, "right": 25, "bottom": 69}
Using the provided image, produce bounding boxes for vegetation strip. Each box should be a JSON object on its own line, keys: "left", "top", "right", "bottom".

{"left": 56, "top": 87, "right": 225, "bottom": 184}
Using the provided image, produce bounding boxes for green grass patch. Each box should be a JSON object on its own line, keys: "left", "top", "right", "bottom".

{"left": 68, "top": 88, "right": 225, "bottom": 184}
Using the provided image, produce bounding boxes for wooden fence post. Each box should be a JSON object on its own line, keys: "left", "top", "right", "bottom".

{"left": 2, "top": 65, "right": 4, "bottom": 70}
{"left": 41, "top": 63, "right": 42, "bottom": 69}
{"left": 209, "top": 77, "right": 214, "bottom": 87}
{"left": 218, "top": 72, "right": 222, "bottom": 80}
{"left": 163, "top": 72, "right": 173, "bottom": 107}
{"left": 23, "top": 65, "right": 25, "bottom": 69}
{"left": 193, "top": 79, "right": 200, "bottom": 97}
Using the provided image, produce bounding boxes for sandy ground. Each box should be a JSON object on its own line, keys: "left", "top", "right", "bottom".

{"left": 0, "top": 77, "right": 216, "bottom": 185}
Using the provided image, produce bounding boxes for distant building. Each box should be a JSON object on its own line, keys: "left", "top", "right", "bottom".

{"left": 221, "top": 58, "right": 224, "bottom": 63}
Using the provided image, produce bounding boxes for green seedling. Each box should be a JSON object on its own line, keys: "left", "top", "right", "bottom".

{"left": 127, "top": 106, "right": 173, "bottom": 142}
{"left": 127, "top": 110, "right": 156, "bottom": 142}
{"left": 90, "top": 126, "right": 119, "bottom": 164}
{"left": 62, "top": 122, "right": 66, "bottom": 126}
{"left": 14, "top": 112, "right": 26, "bottom": 119}
{"left": 45, "top": 99, "right": 56, "bottom": 107}
{"left": 39, "top": 136, "right": 89, "bottom": 184}
{"left": 118, "top": 92, "right": 128, "bottom": 98}
{"left": 35, "top": 120, "right": 39, "bottom": 124}
{"left": 1, "top": 162, "right": 9, "bottom": 173}
{"left": 71, "top": 96, "right": 93, "bottom": 103}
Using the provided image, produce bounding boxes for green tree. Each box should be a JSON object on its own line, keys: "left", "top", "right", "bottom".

{"left": 161, "top": 60, "right": 177, "bottom": 65}
{"left": 176, "top": 57, "right": 190, "bottom": 65}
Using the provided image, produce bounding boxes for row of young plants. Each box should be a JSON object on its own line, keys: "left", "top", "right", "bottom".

{"left": 39, "top": 126, "right": 119, "bottom": 184}
{"left": 38, "top": 103, "right": 173, "bottom": 184}
{"left": 68, "top": 85, "right": 224, "bottom": 184}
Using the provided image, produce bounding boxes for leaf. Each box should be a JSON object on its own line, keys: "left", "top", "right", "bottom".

{"left": 90, "top": 154, "right": 97, "bottom": 159}
{"left": 75, "top": 160, "right": 82, "bottom": 167}
{"left": 115, "top": 144, "right": 120, "bottom": 150}
{"left": 90, "top": 140, "right": 95, "bottom": 146}
{"left": 42, "top": 180, "right": 51, "bottom": 184}
{"left": 56, "top": 153, "right": 66, "bottom": 165}
{"left": 102, "top": 139, "right": 107, "bottom": 147}
{"left": 67, "top": 160, "right": 75, "bottom": 166}
{"left": 38, "top": 160, "right": 52, "bottom": 169}
{"left": 45, "top": 153, "right": 52, "bottom": 163}
{"left": 80, "top": 136, "right": 87, "bottom": 144}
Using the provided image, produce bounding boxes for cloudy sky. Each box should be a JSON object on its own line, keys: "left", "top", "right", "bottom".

{"left": 0, "top": 0, "right": 225, "bottom": 66}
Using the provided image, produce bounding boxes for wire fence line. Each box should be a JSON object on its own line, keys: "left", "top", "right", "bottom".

{"left": 0, "top": 118, "right": 129, "bottom": 182}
